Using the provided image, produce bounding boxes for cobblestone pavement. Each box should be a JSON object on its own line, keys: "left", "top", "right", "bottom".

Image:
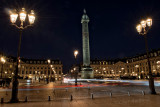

{"left": 1, "top": 94, "right": 160, "bottom": 107}
{"left": 0, "top": 84, "right": 160, "bottom": 102}
{"left": 0, "top": 80, "right": 160, "bottom": 104}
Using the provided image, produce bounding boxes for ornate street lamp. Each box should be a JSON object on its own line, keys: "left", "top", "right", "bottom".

{"left": 135, "top": 65, "right": 140, "bottom": 79}
{"left": 9, "top": 8, "right": 35, "bottom": 102}
{"left": 47, "top": 59, "right": 51, "bottom": 84}
{"left": 74, "top": 50, "right": 78, "bottom": 86}
{"left": 136, "top": 18, "right": 156, "bottom": 94}
{"left": 0, "top": 57, "right": 6, "bottom": 79}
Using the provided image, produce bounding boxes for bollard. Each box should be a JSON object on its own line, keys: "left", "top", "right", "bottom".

{"left": 110, "top": 92, "right": 112, "bottom": 98}
{"left": 6, "top": 91, "right": 8, "bottom": 95}
{"left": 142, "top": 91, "right": 145, "bottom": 95}
{"left": 1, "top": 98, "right": 4, "bottom": 104}
{"left": 70, "top": 95, "right": 73, "bottom": 101}
{"left": 91, "top": 93, "right": 94, "bottom": 99}
{"left": 128, "top": 92, "right": 130, "bottom": 96}
{"left": 25, "top": 96, "right": 28, "bottom": 102}
{"left": 53, "top": 89, "right": 55, "bottom": 93}
{"left": 48, "top": 96, "right": 51, "bottom": 101}
{"left": 88, "top": 87, "right": 90, "bottom": 90}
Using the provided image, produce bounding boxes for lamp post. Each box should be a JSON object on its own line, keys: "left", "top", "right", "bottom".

{"left": 52, "top": 67, "right": 56, "bottom": 82}
{"left": 136, "top": 18, "right": 156, "bottom": 94}
{"left": 10, "top": 8, "right": 35, "bottom": 102}
{"left": 47, "top": 59, "right": 51, "bottom": 84}
{"left": 5, "top": 71, "right": 7, "bottom": 87}
{"left": 5, "top": 71, "right": 7, "bottom": 78}
{"left": 1, "top": 57, "right": 6, "bottom": 79}
{"left": 35, "top": 71, "right": 37, "bottom": 81}
{"left": 74, "top": 50, "right": 78, "bottom": 86}
{"left": 50, "top": 65, "right": 53, "bottom": 82}
{"left": 135, "top": 65, "right": 140, "bottom": 80}
{"left": 121, "top": 68, "right": 125, "bottom": 77}
{"left": 38, "top": 71, "right": 40, "bottom": 82}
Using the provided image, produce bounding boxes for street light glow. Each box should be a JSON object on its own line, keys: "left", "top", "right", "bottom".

{"left": 74, "top": 50, "right": 78, "bottom": 58}
{"left": 121, "top": 68, "right": 124, "bottom": 70}
{"left": 10, "top": 9, "right": 18, "bottom": 24}
{"left": 47, "top": 59, "right": 51, "bottom": 64}
{"left": 28, "top": 10, "right": 35, "bottom": 24}
{"left": 1, "top": 57, "right": 6, "bottom": 63}
{"left": 146, "top": 18, "right": 152, "bottom": 27}
{"left": 140, "top": 20, "right": 146, "bottom": 28}
{"left": 136, "top": 24, "right": 142, "bottom": 33}
{"left": 19, "top": 8, "right": 26, "bottom": 22}
{"left": 135, "top": 65, "right": 139, "bottom": 68}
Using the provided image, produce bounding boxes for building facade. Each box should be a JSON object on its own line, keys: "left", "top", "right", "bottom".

{"left": 19, "top": 58, "right": 63, "bottom": 81}
{"left": 0, "top": 55, "right": 15, "bottom": 79}
{"left": 0, "top": 55, "right": 63, "bottom": 81}
{"left": 91, "top": 50, "right": 160, "bottom": 79}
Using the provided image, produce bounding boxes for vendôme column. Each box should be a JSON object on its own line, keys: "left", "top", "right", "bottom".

{"left": 81, "top": 9, "right": 94, "bottom": 79}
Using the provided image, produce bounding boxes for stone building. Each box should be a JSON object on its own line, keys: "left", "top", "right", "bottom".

{"left": 0, "top": 55, "right": 15, "bottom": 79}
{"left": 19, "top": 58, "right": 63, "bottom": 81}
{"left": 0, "top": 55, "right": 63, "bottom": 81}
{"left": 91, "top": 49, "right": 160, "bottom": 79}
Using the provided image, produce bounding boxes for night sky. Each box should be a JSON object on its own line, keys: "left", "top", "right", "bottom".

{"left": 0, "top": 0, "right": 160, "bottom": 73}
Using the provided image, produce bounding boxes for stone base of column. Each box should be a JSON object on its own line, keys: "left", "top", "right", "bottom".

{"left": 81, "top": 66, "right": 94, "bottom": 79}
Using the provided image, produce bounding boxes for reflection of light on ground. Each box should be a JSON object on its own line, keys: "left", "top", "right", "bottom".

{"left": 1, "top": 79, "right": 160, "bottom": 92}
{"left": 67, "top": 79, "right": 160, "bottom": 86}
{"left": 27, "top": 80, "right": 31, "bottom": 83}
{"left": 47, "top": 82, "right": 55, "bottom": 88}
{"left": 26, "top": 83, "right": 31, "bottom": 85}
{"left": 63, "top": 78, "right": 70, "bottom": 83}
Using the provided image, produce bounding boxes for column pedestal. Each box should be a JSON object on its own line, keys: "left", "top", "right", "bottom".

{"left": 81, "top": 66, "right": 94, "bottom": 79}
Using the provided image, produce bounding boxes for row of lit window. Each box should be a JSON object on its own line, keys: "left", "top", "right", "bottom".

{"left": 25, "top": 60, "right": 61, "bottom": 64}
{"left": 21, "top": 71, "right": 62, "bottom": 75}
{"left": 25, "top": 66, "right": 61, "bottom": 70}
{"left": 127, "top": 52, "right": 160, "bottom": 63}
